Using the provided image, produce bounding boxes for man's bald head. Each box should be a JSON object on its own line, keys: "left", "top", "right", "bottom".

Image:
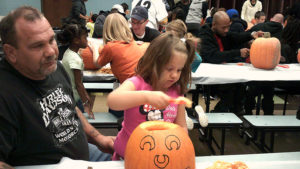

{"left": 271, "top": 13, "right": 284, "bottom": 25}
{"left": 213, "top": 11, "right": 230, "bottom": 24}
{"left": 212, "top": 11, "right": 231, "bottom": 37}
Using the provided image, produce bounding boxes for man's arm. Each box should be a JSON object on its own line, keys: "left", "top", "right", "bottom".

{"left": 76, "top": 107, "right": 115, "bottom": 154}
{"left": 200, "top": 35, "right": 241, "bottom": 63}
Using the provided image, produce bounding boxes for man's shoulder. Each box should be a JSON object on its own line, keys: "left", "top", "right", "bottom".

{"left": 146, "top": 27, "right": 160, "bottom": 34}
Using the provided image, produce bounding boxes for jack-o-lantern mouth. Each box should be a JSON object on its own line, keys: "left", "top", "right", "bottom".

{"left": 154, "top": 154, "right": 169, "bottom": 169}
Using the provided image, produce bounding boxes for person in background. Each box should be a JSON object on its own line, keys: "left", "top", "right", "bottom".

{"left": 166, "top": 19, "right": 202, "bottom": 72}
{"left": 185, "top": 0, "right": 208, "bottom": 36}
{"left": 91, "top": 13, "right": 148, "bottom": 118}
{"left": 227, "top": 9, "right": 247, "bottom": 33}
{"left": 64, "top": 0, "right": 89, "bottom": 26}
{"left": 175, "top": 0, "right": 191, "bottom": 22}
{"left": 86, "top": 14, "right": 98, "bottom": 37}
{"left": 172, "top": 7, "right": 186, "bottom": 21}
{"left": 241, "top": 0, "right": 262, "bottom": 23}
{"left": 0, "top": 6, "right": 114, "bottom": 167}
{"left": 131, "top": 0, "right": 168, "bottom": 31}
{"left": 130, "top": 6, "right": 160, "bottom": 42}
{"left": 92, "top": 4, "right": 126, "bottom": 38}
{"left": 198, "top": 11, "right": 262, "bottom": 115}
{"left": 248, "top": 13, "right": 283, "bottom": 39}
{"left": 252, "top": 11, "right": 266, "bottom": 25}
{"left": 205, "top": 7, "right": 226, "bottom": 25}
{"left": 57, "top": 24, "right": 95, "bottom": 119}
{"left": 121, "top": 3, "right": 130, "bottom": 16}
{"left": 107, "top": 33, "right": 195, "bottom": 160}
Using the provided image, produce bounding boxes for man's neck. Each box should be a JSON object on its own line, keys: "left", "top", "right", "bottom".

{"left": 135, "top": 31, "right": 146, "bottom": 39}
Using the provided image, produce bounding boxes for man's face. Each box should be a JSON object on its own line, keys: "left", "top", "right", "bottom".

{"left": 251, "top": 0, "right": 256, "bottom": 5}
{"left": 212, "top": 18, "right": 231, "bottom": 37}
{"left": 12, "top": 17, "right": 59, "bottom": 80}
{"left": 131, "top": 18, "right": 148, "bottom": 36}
{"left": 256, "top": 16, "right": 266, "bottom": 24}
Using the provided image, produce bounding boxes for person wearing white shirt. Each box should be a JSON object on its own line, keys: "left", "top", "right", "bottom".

{"left": 241, "top": 0, "right": 262, "bottom": 23}
{"left": 131, "top": 0, "right": 168, "bottom": 30}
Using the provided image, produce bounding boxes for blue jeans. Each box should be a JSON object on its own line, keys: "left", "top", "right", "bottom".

{"left": 88, "top": 143, "right": 112, "bottom": 161}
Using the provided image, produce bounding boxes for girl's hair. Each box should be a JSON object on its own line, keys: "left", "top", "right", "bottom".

{"left": 166, "top": 19, "right": 201, "bottom": 53}
{"left": 102, "top": 13, "right": 133, "bottom": 44}
{"left": 166, "top": 19, "right": 187, "bottom": 38}
{"left": 136, "top": 33, "right": 195, "bottom": 94}
{"left": 56, "top": 23, "right": 87, "bottom": 44}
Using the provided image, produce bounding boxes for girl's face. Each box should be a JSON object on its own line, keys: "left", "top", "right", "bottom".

{"left": 78, "top": 33, "right": 88, "bottom": 49}
{"left": 157, "top": 50, "right": 187, "bottom": 91}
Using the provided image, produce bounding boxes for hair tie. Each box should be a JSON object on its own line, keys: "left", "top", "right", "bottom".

{"left": 180, "top": 38, "right": 186, "bottom": 43}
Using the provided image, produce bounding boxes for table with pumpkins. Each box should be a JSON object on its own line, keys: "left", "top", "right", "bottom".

{"left": 21, "top": 38, "right": 299, "bottom": 169}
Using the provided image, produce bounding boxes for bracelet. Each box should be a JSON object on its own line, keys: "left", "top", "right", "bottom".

{"left": 83, "top": 100, "right": 89, "bottom": 106}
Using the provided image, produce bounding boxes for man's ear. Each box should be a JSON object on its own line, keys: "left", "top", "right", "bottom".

{"left": 3, "top": 44, "right": 17, "bottom": 63}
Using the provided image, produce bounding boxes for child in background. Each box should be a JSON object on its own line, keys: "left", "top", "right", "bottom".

{"left": 57, "top": 24, "right": 94, "bottom": 119}
{"left": 86, "top": 14, "right": 98, "bottom": 38}
{"left": 107, "top": 33, "right": 196, "bottom": 160}
{"left": 166, "top": 19, "right": 202, "bottom": 72}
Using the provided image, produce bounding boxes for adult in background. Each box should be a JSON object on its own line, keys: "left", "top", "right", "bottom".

{"left": 64, "top": 0, "right": 89, "bottom": 26}
{"left": 132, "top": 0, "right": 168, "bottom": 30}
{"left": 175, "top": 0, "right": 191, "bottom": 22}
{"left": 92, "top": 4, "right": 126, "bottom": 38}
{"left": 0, "top": 6, "right": 114, "bottom": 167}
{"left": 198, "top": 11, "right": 262, "bottom": 114}
{"left": 248, "top": 13, "right": 283, "bottom": 39}
{"left": 227, "top": 9, "right": 247, "bottom": 33}
{"left": 241, "top": 0, "right": 262, "bottom": 23}
{"left": 185, "top": 0, "right": 208, "bottom": 36}
{"left": 130, "top": 6, "right": 160, "bottom": 42}
{"left": 244, "top": 13, "right": 284, "bottom": 115}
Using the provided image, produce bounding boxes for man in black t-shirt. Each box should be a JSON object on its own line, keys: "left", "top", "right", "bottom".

{"left": 0, "top": 6, "right": 115, "bottom": 168}
{"left": 130, "top": 6, "right": 160, "bottom": 42}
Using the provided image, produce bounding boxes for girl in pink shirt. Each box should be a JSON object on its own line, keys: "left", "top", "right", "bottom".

{"left": 107, "top": 33, "right": 196, "bottom": 160}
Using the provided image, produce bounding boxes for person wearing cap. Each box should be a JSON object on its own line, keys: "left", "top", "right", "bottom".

{"left": 226, "top": 9, "right": 247, "bottom": 33}
{"left": 92, "top": 4, "right": 126, "bottom": 38}
{"left": 131, "top": 0, "right": 168, "bottom": 30}
{"left": 130, "top": 6, "right": 160, "bottom": 42}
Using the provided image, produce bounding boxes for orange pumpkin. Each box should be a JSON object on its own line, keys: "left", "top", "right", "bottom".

{"left": 297, "top": 49, "right": 300, "bottom": 63}
{"left": 125, "top": 121, "right": 195, "bottom": 169}
{"left": 250, "top": 37, "right": 281, "bottom": 69}
{"left": 80, "top": 45, "right": 103, "bottom": 70}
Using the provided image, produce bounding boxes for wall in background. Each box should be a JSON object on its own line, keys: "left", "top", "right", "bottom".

{"left": 0, "top": 0, "right": 132, "bottom": 16}
{"left": 0, "top": 0, "right": 41, "bottom": 16}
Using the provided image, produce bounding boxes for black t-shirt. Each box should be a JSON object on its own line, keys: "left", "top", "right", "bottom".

{"left": 132, "top": 27, "right": 160, "bottom": 42}
{"left": 0, "top": 59, "right": 89, "bottom": 166}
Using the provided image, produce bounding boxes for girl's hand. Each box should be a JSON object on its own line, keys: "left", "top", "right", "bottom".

{"left": 84, "top": 103, "right": 95, "bottom": 119}
{"left": 145, "top": 91, "right": 171, "bottom": 109}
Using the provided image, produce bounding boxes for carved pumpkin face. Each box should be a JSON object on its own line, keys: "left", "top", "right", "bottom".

{"left": 250, "top": 37, "right": 281, "bottom": 69}
{"left": 125, "top": 121, "right": 195, "bottom": 169}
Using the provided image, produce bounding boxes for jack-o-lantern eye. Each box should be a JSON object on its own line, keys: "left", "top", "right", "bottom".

{"left": 165, "top": 135, "right": 181, "bottom": 151}
{"left": 140, "top": 135, "right": 155, "bottom": 151}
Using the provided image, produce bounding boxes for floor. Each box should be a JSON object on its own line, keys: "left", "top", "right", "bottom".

{"left": 91, "top": 92, "right": 300, "bottom": 156}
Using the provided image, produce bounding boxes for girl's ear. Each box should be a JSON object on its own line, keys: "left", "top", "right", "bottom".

{"left": 3, "top": 44, "right": 17, "bottom": 63}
